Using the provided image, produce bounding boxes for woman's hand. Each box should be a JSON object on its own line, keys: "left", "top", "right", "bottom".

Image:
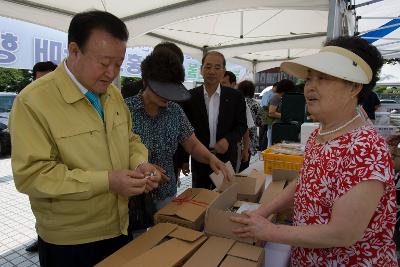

{"left": 151, "top": 164, "right": 170, "bottom": 183}
{"left": 209, "top": 155, "right": 232, "bottom": 182}
{"left": 230, "top": 211, "right": 274, "bottom": 241}
{"left": 136, "top": 163, "right": 163, "bottom": 193}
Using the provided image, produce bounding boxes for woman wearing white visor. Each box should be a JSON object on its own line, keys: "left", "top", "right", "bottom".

{"left": 231, "top": 36, "right": 397, "bottom": 266}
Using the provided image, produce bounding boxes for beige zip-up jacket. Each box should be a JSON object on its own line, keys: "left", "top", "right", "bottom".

{"left": 9, "top": 63, "right": 148, "bottom": 245}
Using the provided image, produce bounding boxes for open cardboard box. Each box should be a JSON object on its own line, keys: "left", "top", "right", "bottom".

{"left": 258, "top": 180, "right": 286, "bottom": 205}
{"left": 205, "top": 183, "right": 262, "bottom": 245}
{"left": 96, "top": 223, "right": 207, "bottom": 267}
{"left": 183, "top": 236, "right": 264, "bottom": 267}
{"left": 210, "top": 161, "right": 266, "bottom": 202}
{"left": 154, "top": 188, "right": 219, "bottom": 230}
{"left": 259, "top": 171, "right": 293, "bottom": 225}
{"left": 271, "top": 169, "right": 299, "bottom": 182}
{"left": 259, "top": 169, "right": 293, "bottom": 204}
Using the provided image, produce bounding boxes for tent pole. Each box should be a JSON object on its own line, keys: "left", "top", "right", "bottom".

{"left": 252, "top": 60, "right": 257, "bottom": 82}
{"left": 327, "top": 0, "right": 339, "bottom": 40}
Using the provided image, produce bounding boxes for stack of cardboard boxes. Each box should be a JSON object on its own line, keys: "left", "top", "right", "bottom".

{"left": 96, "top": 223, "right": 207, "bottom": 267}
{"left": 154, "top": 188, "right": 220, "bottom": 230}
{"left": 98, "top": 162, "right": 293, "bottom": 266}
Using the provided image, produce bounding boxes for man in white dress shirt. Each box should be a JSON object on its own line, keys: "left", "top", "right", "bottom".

{"left": 181, "top": 51, "right": 247, "bottom": 189}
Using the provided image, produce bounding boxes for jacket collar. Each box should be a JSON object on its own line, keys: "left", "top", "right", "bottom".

{"left": 54, "top": 60, "right": 112, "bottom": 104}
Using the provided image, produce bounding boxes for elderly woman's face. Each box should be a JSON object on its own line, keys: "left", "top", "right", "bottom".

{"left": 304, "top": 70, "right": 357, "bottom": 121}
{"left": 143, "top": 86, "right": 168, "bottom": 108}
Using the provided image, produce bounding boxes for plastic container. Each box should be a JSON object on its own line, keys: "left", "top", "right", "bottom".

{"left": 374, "top": 125, "right": 398, "bottom": 138}
{"left": 261, "top": 147, "right": 304, "bottom": 174}
{"left": 374, "top": 112, "right": 390, "bottom": 125}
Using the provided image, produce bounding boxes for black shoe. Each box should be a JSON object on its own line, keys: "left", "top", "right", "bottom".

{"left": 26, "top": 240, "right": 38, "bottom": 252}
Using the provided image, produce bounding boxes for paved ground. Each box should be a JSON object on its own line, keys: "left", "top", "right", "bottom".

{"left": 0, "top": 156, "right": 192, "bottom": 267}
{"left": 0, "top": 157, "right": 40, "bottom": 267}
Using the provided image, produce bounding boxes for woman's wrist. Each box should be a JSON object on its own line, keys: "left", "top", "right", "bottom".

{"left": 208, "top": 153, "right": 217, "bottom": 165}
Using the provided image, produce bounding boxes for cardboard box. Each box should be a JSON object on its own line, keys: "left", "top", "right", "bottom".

{"left": 271, "top": 169, "right": 298, "bottom": 182}
{"left": 96, "top": 223, "right": 207, "bottom": 267}
{"left": 210, "top": 162, "right": 266, "bottom": 202}
{"left": 154, "top": 188, "right": 219, "bottom": 230}
{"left": 259, "top": 180, "right": 286, "bottom": 205}
{"left": 183, "top": 236, "right": 264, "bottom": 267}
{"left": 205, "top": 183, "right": 260, "bottom": 244}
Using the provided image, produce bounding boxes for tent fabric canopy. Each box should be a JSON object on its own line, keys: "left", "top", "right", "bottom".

{"left": 355, "top": 0, "right": 400, "bottom": 59}
{"left": 0, "top": 0, "right": 332, "bottom": 72}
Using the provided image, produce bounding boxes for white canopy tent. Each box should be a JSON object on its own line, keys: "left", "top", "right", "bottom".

{"left": 351, "top": 0, "right": 400, "bottom": 85}
{"left": 0, "top": 0, "right": 344, "bottom": 73}
{"left": 354, "top": 0, "right": 400, "bottom": 59}
{"left": 378, "top": 63, "right": 400, "bottom": 86}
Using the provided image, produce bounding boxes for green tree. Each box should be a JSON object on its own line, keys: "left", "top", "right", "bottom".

{"left": 374, "top": 86, "right": 387, "bottom": 93}
{"left": 0, "top": 67, "right": 32, "bottom": 92}
{"left": 121, "top": 76, "right": 141, "bottom": 87}
{"left": 384, "top": 58, "right": 400, "bottom": 65}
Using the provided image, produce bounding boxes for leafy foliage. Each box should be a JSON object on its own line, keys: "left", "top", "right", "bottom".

{"left": 374, "top": 86, "right": 388, "bottom": 93}
{"left": 0, "top": 67, "right": 32, "bottom": 92}
{"left": 121, "top": 76, "right": 141, "bottom": 88}
{"left": 384, "top": 58, "right": 400, "bottom": 65}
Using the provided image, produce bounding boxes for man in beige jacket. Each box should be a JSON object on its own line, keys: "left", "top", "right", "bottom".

{"left": 9, "top": 10, "right": 161, "bottom": 267}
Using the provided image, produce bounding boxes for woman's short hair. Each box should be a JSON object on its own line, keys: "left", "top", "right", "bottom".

{"left": 324, "top": 36, "right": 383, "bottom": 103}
{"left": 237, "top": 80, "right": 255, "bottom": 98}
{"left": 154, "top": 42, "right": 184, "bottom": 64}
{"left": 141, "top": 48, "right": 185, "bottom": 84}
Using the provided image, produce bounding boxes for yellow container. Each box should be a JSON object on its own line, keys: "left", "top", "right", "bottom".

{"left": 261, "top": 147, "right": 304, "bottom": 174}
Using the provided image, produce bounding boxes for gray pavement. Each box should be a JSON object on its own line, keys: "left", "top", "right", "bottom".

{"left": 0, "top": 156, "right": 192, "bottom": 267}
{"left": 0, "top": 157, "right": 39, "bottom": 267}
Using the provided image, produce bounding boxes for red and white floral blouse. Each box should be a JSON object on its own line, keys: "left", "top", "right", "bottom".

{"left": 292, "top": 125, "right": 397, "bottom": 266}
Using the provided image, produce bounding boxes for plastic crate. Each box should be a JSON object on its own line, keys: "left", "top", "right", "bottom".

{"left": 261, "top": 147, "right": 304, "bottom": 174}
{"left": 374, "top": 125, "right": 398, "bottom": 138}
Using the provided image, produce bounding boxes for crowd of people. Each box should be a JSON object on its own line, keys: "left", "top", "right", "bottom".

{"left": 7, "top": 9, "right": 398, "bottom": 267}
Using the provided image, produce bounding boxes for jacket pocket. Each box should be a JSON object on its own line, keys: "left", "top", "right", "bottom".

{"left": 53, "top": 125, "right": 107, "bottom": 169}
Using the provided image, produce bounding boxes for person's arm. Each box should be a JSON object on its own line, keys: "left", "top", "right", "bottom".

{"left": 123, "top": 102, "right": 149, "bottom": 170}
{"left": 215, "top": 92, "right": 247, "bottom": 154}
{"left": 254, "top": 102, "right": 263, "bottom": 128}
{"left": 176, "top": 100, "right": 191, "bottom": 166}
{"left": 268, "top": 104, "right": 281, "bottom": 119}
{"left": 124, "top": 99, "right": 161, "bottom": 191}
{"left": 182, "top": 133, "right": 230, "bottom": 180}
{"left": 242, "top": 129, "right": 250, "bottom": 162}
{"left": 232, "top": 179, "right": 384, "bottom": 248}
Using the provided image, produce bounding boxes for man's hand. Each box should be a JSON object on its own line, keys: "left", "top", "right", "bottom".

{"left": 136, "top": 163, "right": 162, "bottom": 193}
{"left": 214, "top": 138, "right": 229, "bottom": 154}
{"left": 108, "top": 170, "right": 147, "bottom": 197}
